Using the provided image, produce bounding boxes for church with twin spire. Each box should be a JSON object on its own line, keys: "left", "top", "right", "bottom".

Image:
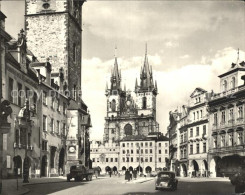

{"left": 103, "top": 47, "right": 159, "bottom": 143}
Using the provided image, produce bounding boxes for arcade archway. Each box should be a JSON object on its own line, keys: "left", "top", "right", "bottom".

{"left": 136, "top": 166, "right": 143, "bottom": 173}
{"left": 58, "top": 148, "right": 65, "bottom": 176}
{"left": 181, "top": 164, "right": 187, "bottom": 177}
{"left": 13, "top": 156, "right": 22, "bottom": 177}
{"left": 41, "top": 155, "right": 47, "bottom": 177}
{"left": 145, "top": 166, "right": 152, "bottom": 173}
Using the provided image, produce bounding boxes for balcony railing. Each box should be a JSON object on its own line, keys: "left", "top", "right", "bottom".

{"left": 211, "top": 85, "right": 245, "bottom": 100}
{"left": 209, "top": 145, "right": 245, "bottom": 153}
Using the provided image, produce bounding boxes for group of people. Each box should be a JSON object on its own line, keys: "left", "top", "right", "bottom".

{"left": 125, "top": 169, "right": 138, "bottom": 181}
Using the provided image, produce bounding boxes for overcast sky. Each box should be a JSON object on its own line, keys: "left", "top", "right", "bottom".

{"left": 2, "top": 1, "right": 245, "bottom": 141}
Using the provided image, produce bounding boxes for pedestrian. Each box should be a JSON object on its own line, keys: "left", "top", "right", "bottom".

{"left": 109, "top": 170, "right": 112, "bottom": 177}
{"left": 95, "top": 169, "right": 98, "bottom": 179}
{"left": 125, "top": 169, "right": 130, "bottom": 181}
{"left": 133, "top": 169, "right": 137, "bottom": 180}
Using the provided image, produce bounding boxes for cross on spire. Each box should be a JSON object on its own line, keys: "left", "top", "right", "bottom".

{"left": 237, "top": 48, "right": 240, "bottom": 64}
{"left": 114, "top": 45, "right": 117, "bottom": 58}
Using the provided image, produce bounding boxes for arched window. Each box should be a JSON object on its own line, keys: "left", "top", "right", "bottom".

{"left": 124, "top": 124, "right": 133, "bottom": 136}
{"left": 111, "top": 99, "right": 116, "bottom": 111}
{"left": 223, "top": 80, "right": 227, "bottom": 92}
{"left": 142, "top": 97, "right": 147, "bottom": 109}
{"left": 231, "top": 77, "right": 235, "bottom": 89}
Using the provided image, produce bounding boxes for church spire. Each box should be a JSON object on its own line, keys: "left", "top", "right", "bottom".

{"left": 110, "top": 46, "right": 121, "bottom": 91}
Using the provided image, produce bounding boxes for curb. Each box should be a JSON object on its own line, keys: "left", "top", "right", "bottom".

{"left": 23, "top": 180, "right": 66, "bottom": 186}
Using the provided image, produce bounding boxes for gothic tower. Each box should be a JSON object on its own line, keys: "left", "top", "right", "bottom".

{"left": 25, "top": 0, "right": 85, "bottom": 100}
{"left": 135, "top": 45, "right": 158, "bottom": 120}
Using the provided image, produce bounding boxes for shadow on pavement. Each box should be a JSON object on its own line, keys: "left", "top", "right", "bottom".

{"left": 25, "top": 180, "right": 90, "bottom": 195}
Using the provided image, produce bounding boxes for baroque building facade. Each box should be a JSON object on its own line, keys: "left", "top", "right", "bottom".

{"left": 208, "top": 55, "right": 245, "bottom": 177}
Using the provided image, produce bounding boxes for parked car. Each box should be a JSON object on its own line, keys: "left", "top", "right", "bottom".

{"left": 150, "top": 171, "right": 158, "bottom": 177}
{"left": 155, "top": 171, "right": 178, "bottom": 191}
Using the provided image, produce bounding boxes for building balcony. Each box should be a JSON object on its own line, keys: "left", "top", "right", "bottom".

{"left": 209, "top": 145, "right": 245, "bottom": 154}
{"left": 211, "top": 85, "right": 245, "bottom": 100}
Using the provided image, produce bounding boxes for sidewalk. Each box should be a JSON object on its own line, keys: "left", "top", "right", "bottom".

{"left": 121, "top": 177, "right": 154, "bottom": 184}
{"left": 1, "top": 176, "right": 67, "bottom": 195}
{"left": 177, "top": 176, "right": 230, "bottom": 182}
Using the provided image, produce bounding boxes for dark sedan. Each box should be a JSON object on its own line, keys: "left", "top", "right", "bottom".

{"left": 155, "top": 171, "right": 178, "bottom": 191}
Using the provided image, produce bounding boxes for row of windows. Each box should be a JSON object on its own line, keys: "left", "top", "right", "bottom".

{"left": 92, "top": 158, "right": 118, "bottom": 163}
{"left": 189, "top": 125, "right": 206, "bottom": 137}
{"left": 189, "top": 142, "right": 207, "bottom": 154}
{"left": 213, "top": 131, "right": 243, "bottom": 148}
{"left": 8, "top": 77, "right": 37, "bottom": 108}
{"left": 213, "top": 106, "right": 243, "bottom": 125}
{"left": 122, "top": 157, "right": 163, "bottom": 163}
{"left": 222, "top": 77, "right": 236, "bottom": 92}
{"left": 15, "top": 128, "right": 31, "bottom": 147}
{"left": 193, "top": 109, "right": 204, "bottom": 121}
{"left": 121, "top": 142, "right": 168, "bottom": 148}
{"left": 43, "top": 115, "right": 66, "bottom": 135}
{"left": 122, "top": 149, "right": 168, "bottom": 155}
{"left": 42, "top": 91, "right": 67, "bottom": 115}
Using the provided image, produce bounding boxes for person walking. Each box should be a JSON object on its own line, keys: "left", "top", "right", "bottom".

{"left": 133, "top": 169, "right": 137, "bottom": 180}
{"left": 125, "top": 169, "right": 130, "bottom": 181}
{"left": 109, "top": 170, "right": 112, "bottom": 177}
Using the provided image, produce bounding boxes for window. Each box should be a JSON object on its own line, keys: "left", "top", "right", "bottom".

{"left": 25, "top": 87, "right": 30, "bottom": 99}
{"left": 158, "top": 158, "right": 161, "bottom": 162}
{"left": 223, "top": 80, "right": 227, "bottom": 92}
{"left": 238, "top": 106, "right": 243, "bottom": 119}
{"left": 8, "top": 78, "right": 14, "bottom": 103}
{"left": 97, "top": 158, "right": 99, "bottom": 162}
{"left": 126, "top": 157, "right": 129, "bottom": 162}
{"left": 63, "top": 123, "right": 66, "bottom": 136}
{"left": 106, "top": 158, "right": 108, "bottom": 162}
{"left": 57, "top": 121, "right": 60, "bottom": 134}
{"left": 43, "top": 91, "right": 47, "bottom": 105}
{"left": 137, "top": 157, "right": 139, "bottom": 162}
{"left": 150, "top": 157, "right": 152, "bottom": 162}
{"left": 142, "top": 97, "right": 147, "bottom": 109}
{"left": 127, "top": 143, "right": 129, "bottom": 147}
{"left": 17, "top": 83, "right": 22, "bottom": 106}
{"left": 131, "top": 149, "right": 133, "bottom": 154}
{"left": 15, "top": 130, "right": 20, "bottom": 145}
{"left": 145, "top": 142, "right": 148, "bottom": 147}
{"left": 196, "top": 127, "right": 199, "bottom": 136}
{"left": 141, "top": 149, "right": 143, "bottom": 154}
{"left": 150, "top": 149, "right": 152, "bottom": 154}
{"left": 111, "top": 129, "right": 114, "bottom": 134}
{"left": 63, "top": 103, "right": 67, "bottom": 114}
{"left": 92, "top": 158, "right": 95, "bottom": 162}
{"left": 131, "top": 157, "right": 133, "bottom": 162}
{"left": 51, "top": 97, "right": 55, "bottom": 109}
{"left": 136, "top": 149, "right": 139, "bottom": 154}
{"left": 122, "top": 143, "right": 125, "bottom": 147}
{"left": 197, "top": 111, "right": 199, "bottom": 120}
{"left": 141, "top": 157, "right": 143, "bottom": 163}
{"left": 213, "top": 136, "right": 217, "bottom": 148}
{"left": 43, "top": 115, "right": 47, "bottom": 131}
{"left": 190, "top": 128, "right": 193, "bottom": 137}
{"left": 57, "top": 99, "right": 60, "bottom": 112}
{"left": 229, "top": 133, "right": 233, "bottom": 146}
{"left": 238, "top": 132, "right": 243, "bottom": 145}
{"left": 200, "top": 110, "right": 203, "bottom": 118}
{"left": 111, "top": 158, "right": 113, "bottom": 162}
{"left": 115, "top": 158, "right": 118, "bottom": 162}
{"left": 111, "top": 99, "right": 116, "bottom": 112}
{"left": 231, "top": 77, "right": 235, "bottom": 89}
{"left": 42, "top": 140, "right": 48, "bottom": 151}
{"left": 145, "top": 157, "right": 148, "bottom": 162}
{"left": 158, "top": 143, "right": 161, "bottom": 147}
{"left": 141, "top": 143, "right": 143, "bottom": 147}
{"left": 51, "top": 118, "right": 54, "bottom": 133}
{"left": 145, "top": 149, "right": 148, "bottom": 154}
{"left": 221, "top": 135, "right": 225, "bottom": 147}
{"left": 127, "top": 149, "right": 129, "bottom": 154}
{"left": 203, "top": 125, "right": 206, "bottom": 135}
{"left": 165, "top": 143, "right": 168, "bottom": 147}
{"left": 190, "top": 144, "right": 193, "bottom": 154}
{"left": 214, "top": 113, "right": 218, "bottom": 125}
{"left": 131, "top": 143, "right": 133, "bottom": 147}
{"left": 150, "top": 142, "right": 152, "bottom": 147}
{"left": 196, "top": 143, "right": 199, "bottom": 154}
{"left": 159, "top": 150, "right": 161, "bottom": 154}
{"left": 193, "top": 112, "right": 195, "bottom": 120}
{"left": 229, "top": 109, "right": 234, "bottom": 121}
{"left": 203, "top": 142, "right": 206, "bottom": 153}
{"left": 165, "top": 149, "right": 168, "bottom": 154}
{"left": 221, "top": 111, "right": 226, "bottom": 123}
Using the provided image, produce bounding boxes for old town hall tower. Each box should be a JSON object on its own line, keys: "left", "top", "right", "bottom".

{"left": 25, "top": 0, "right": 85, "bottom": 99}
{"left": 104, "top": 48, "right": 158, "bottom": 143}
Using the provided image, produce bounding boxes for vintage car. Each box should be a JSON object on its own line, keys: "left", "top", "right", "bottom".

{"left": 155, "top": 171, "right": 178, "bottom": 191}
{"left": 67, "top": 165, "right": 93, "bottom": 182}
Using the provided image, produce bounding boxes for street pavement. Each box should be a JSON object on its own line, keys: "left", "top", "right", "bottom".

{"left": 19, "top": 176, "right": 237, "bottom": 195}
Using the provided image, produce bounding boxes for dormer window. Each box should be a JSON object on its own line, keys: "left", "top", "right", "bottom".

{"left": 231, "top": 77, "right": 235, "bottom": 89}
{"left": 223, "top": 80, "right": 227, "bottom": 92}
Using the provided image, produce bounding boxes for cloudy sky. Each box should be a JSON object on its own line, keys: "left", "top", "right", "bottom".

{"left": 2, "top": 0, "right": 245, "bottom": 140}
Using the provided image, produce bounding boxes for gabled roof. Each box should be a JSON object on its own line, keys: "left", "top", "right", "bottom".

{"left": 190, "top": 87, "right": 207, "bottom": 97}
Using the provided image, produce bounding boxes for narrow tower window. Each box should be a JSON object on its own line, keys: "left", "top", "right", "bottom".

{"left": 142, "top": 97, "right": 147, "bottom": 109}
{"left": 73, "top": 43, "right": 76, "bottom": 62}
{"left": 111, "top": 99, "right": 116, "bottom": 112}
